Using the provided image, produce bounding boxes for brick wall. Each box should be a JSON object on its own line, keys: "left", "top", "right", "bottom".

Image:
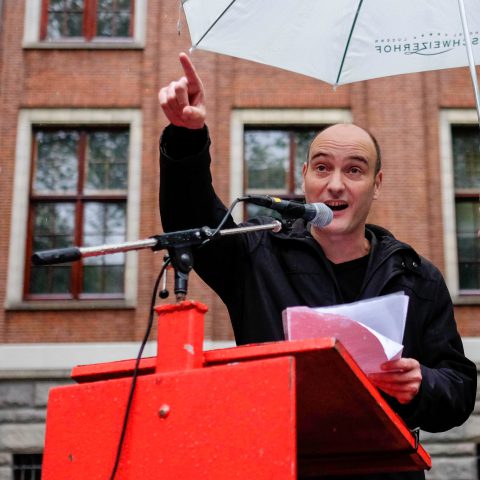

{"left": 0, "top": 1, "right": 478, "bottom": 344}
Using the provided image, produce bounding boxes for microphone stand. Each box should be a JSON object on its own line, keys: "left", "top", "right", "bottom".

{"left": 31, "top": 221, "right": 283, "bottom": 302}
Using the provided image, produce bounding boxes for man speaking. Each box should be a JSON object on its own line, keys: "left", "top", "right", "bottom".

{"left": 158, "top": 53, "right": 476, "bottom": 479}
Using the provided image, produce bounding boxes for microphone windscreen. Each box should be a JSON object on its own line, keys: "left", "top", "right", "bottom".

{"left": 310, "top": 203, "right": 333, "bottom": 228}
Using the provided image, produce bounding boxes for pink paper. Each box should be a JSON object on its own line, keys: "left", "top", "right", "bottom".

{"left": 283, "top": 307, "right": 391, "bottom": 374}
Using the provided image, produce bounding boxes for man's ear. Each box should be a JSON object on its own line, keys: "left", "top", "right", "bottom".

{"left": 301, "top": 162, "right": 307, "bottom": 193}
{"left": 373, "top": 170, "right": 382, "bottom": 200}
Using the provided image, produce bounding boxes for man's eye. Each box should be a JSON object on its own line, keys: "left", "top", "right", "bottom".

{"left": 316, "top": 164, "right": 327, "bottom": 172}
{"left": 349, "top": 167, "right": 362, "bottom": 174}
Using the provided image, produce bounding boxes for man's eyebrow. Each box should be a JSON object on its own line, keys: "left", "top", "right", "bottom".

{"left": 309, "top": 152, "right": 370, "bottom": 165}
{"left": 348, "top": 155, "right": 369, "bottom": 165}
{"left": 309, "top": 152, "right": 328, "bottom": 162}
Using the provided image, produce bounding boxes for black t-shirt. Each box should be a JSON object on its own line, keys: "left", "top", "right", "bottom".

{"left": 329, "top": 254, "right": 370, "bottom": 303}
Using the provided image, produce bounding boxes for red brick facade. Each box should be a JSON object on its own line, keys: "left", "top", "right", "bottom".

{"left": 0, "top": 1, "right": 478, "bottom": 343}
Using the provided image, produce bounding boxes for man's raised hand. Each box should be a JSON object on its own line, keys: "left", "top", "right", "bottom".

{"left": 158, "top": 52, "right": 206, "bottom": 129}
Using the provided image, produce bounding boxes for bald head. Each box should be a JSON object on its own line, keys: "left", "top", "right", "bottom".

{"left": 308, "top": 124, "right": 382, "bottom": 175}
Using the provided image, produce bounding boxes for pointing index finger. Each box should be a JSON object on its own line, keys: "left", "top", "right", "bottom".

{"left": 179, "top": 52, "right": 202, "bottom": 89}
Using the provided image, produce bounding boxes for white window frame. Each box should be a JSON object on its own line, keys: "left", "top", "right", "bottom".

{"left": 6, "top": 109, "right": 142, "bottom": 309}
{"left": 230, "top": 109, "right": 353, "bottom": 223}
{"left": 439, "top": 109, "right": 480, "bottom": 303}
{"left": 22, "top": 0, "right": 147, "bottom": 49}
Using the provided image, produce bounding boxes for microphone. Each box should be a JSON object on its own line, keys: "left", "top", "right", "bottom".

{"left": 245, "top": 195, "right": 333, "bottom": 228}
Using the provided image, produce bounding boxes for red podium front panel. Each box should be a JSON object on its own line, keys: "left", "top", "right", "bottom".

{"left": 43, "top": 356, "right": 297, "bottom": 479}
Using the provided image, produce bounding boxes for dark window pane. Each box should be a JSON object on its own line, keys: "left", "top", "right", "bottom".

{"left": 12, "top": 453, "right": 43, "bottom": 480}
{"left": 83, "top": 264, "right": 101, "bottom": 292}
{"left": 457, "top": 235, "right": 477, "bottom": 259}
{"left": 49, "top": 0, "right": 67, "bottom": 11}
{"left": 97, "top": 12, "right": 132, "bottom": 37}
{"left": 83, "top": 202, "right": 126, "bottom": 237}
{"left": 65, "top": 13, "right": 83, "bottom": 36}
{"left": 458, "top": 263, "right": 480, "bottom": 290}
{"left": 294, "top": 130, "right": 317, "bottom": 191}
{"left": 85, "top": 131, "right": 129, "bottom": 190}
{"left": 33, "top": 203, "right": 76, "bottom": 247}
{"left": 96, "top": 0, "right": 132, "bottom": 37}
{"left": 29, "top": 266, "right": 49, "bottom": 294}
{"left": 34, "top": 130, "right": 79, "bottom": 192}
{"left": 83, "top": 265, "right": 124, "bottom": 293}
{"left": 103, "top": 265, "right": 125, "bottom": 292}
{"left": 30, "top": 202, "right": 75, "bottom": 295}
{"left": 455, "top": 200, "right": 480, "bottom": 290}
{"left": 30, "top": 265, "right": 72, "bottom": 294}
{"left": 47, "top": 0, "right": 85, "bottom": 39}
{"left": 46, "top": 13, "right": 63, "bottom": 39}
{"left": 82, "top": 202, "right": 126, "bottom": 293}
{"left": 245, "top": 131, "right": 289, "bottom": 190}
{"left": 452, "top": 126, "right": 480, "bottom": 189}
{"left": 52, "top": 265, "right": 72, "bottom": 292}
{"left": 456, "top": 201, "right": 475, "bottom": 233}
{"left": 106, "top": 205, "right": 127, "bottom": 233}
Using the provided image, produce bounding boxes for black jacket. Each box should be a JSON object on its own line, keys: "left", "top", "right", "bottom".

{"left": 159, "top": 125, "right": 477, "bottom": 479}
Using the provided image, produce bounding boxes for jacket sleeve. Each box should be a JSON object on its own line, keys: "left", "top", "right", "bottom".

{"left": 159, "top": 124, "right": 247, "bottom": 302}
{"left": 396, "top": 272, "right": 477, "bottom": 433}
{"left": 159, "top": 124, "right": 237, "bottom": 232}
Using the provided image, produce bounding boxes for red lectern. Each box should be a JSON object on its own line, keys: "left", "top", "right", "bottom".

{"left": 42, "top": 301, "right": 431, "bottom": 479}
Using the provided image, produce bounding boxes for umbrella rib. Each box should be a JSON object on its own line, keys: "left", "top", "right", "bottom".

{"left": 457, "top": 0, "right": 480, "bottom": 127}
{"left": 335, "top": 0, "right": 364, "bottom": 86}
{"left": 190, "top": 0, "right": 238, "bottom": 48}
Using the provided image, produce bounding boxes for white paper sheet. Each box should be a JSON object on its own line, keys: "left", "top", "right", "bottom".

{"left": 282, "top": 293, "right": 409, "bottom": 374}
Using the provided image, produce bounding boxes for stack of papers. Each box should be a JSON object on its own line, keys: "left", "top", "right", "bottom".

{"left": 282, "top": 293, "right": 409, "bottom": 374}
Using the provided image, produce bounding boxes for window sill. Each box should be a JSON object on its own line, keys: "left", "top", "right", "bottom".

{"left": 453, "top": 295, "right": 480, "bottom": 305}
{"left": 22, "top": 40, "right": 145, "bottom": 50}
{"left": 5, "top": 299, "right": 136, "bottom": 311}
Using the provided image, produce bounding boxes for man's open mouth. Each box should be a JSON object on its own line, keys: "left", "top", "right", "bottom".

{"left": 325, "top": 201, "right": 348, "bottom": 211}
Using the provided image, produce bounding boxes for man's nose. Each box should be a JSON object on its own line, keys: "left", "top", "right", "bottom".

{"left": 327, "top": 170, "right": 345, "bottom": 195}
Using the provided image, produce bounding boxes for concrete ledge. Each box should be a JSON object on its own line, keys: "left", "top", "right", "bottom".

{"left": 0, "top": 337, "right": 475, "bottom": 376}
{"left": 462, "top": 338, "right": 480, "bottom": 364}
{"left": 425, "top": 456, "right": 477, "bottom": 480}
{"left": 0, "top": 340, "right": 236, "bottom": 376}
{"left": 0, "top": 424, "right": 45, "bottom": 451}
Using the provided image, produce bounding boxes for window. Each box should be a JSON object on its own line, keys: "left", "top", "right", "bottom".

{"left": 440, "top": 110, "right": 480, "bottom": 301}
{"left": 6, "top": 109, "right": 142, "bottom": 309}
{"left": 26, "top": 127, "right": 129, "bottom": 299}
{"left": 23, "top": 0, "right": 146, "bottom": 48}
{"left": 451, "top": 125, "right": 480, "bottom": 293}
{"left": 244, "top": 126, "right": 320, "bottom": 218}
{"left": 12, "top": 453, "right": 43, "bottom": 480}
{"left": 40, "top": 0, "right": 133, "bottom": 41}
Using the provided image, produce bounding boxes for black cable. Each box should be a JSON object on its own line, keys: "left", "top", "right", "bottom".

{"left": 108, "top": 258, "right": 170, "bottom": 480}
{"left": 199, "top": 196, "right": 250, "bottom": 247}
{"left": 109, "top": 197, "right": 247, "bottom": 477}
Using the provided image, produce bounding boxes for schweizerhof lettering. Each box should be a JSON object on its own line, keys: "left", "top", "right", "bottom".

{"left": 374, "top": 33, "right": 480, "bottom": 56}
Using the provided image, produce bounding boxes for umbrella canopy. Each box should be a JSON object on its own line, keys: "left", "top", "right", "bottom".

{"left": 182, "top": 0, "right": 480, "bottom": 119}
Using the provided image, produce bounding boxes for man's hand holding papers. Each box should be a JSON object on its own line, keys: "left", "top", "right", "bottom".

{"left": 283, "top": 293, "right": 422, "bottom": 404}
{"left": 368, "top": 358, "right": 422, "bottom": 405}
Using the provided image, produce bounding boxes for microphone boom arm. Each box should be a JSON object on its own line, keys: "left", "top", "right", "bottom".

{"left": 31, "top": 221, "right": 282, "bottom": 302}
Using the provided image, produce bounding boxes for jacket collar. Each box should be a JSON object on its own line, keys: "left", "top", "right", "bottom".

{"left": 273, "top": 218, "right": 421, "bottom": 268}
